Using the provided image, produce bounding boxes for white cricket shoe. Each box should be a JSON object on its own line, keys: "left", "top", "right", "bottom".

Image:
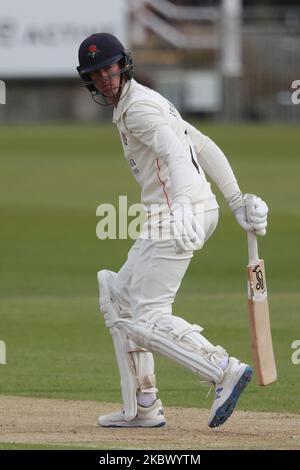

{"left": 208, "top": 357, "right": 253, "bottom": 428}
{"left": 97, "top": 399, "right": 166, "bottom": 428}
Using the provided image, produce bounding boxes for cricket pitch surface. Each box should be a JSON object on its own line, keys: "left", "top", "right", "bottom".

{"left": 0, "top": 396, "right": 299, "bottom": 450}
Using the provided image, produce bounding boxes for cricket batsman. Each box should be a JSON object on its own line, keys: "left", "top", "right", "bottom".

{"left": 77, "top": 33, "right": 268, "bottom": 428}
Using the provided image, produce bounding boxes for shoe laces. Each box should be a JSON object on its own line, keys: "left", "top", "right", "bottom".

{"left": 199, "top": 380, "right": 214, "bottom": 399}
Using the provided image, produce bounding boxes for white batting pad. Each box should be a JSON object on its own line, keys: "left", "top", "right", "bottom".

{"left": 97, "top": 270, "right": 156, "bottom": 420}
{"left": 123, "top": 314, "right": 227, "bottom": 384}
{"left": 127, "top": 339, "right": 157, "bottom": 392}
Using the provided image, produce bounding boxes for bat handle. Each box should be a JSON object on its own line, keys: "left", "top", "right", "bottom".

{"left": 247, "top": 231, "right": 259, "bottom": 264}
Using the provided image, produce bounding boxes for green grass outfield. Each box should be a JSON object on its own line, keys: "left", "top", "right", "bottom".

{"left": 0, "top": 123, "right": 299, "bottom": 414}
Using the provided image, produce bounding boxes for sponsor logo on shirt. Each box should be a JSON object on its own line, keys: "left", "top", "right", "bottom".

{"left": 129, "top": 158, "right": 140, "bottom": 175}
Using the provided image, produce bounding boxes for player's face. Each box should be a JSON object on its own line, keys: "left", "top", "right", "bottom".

{"left": 90, "top": 63, "right": 121, "bottom": 98}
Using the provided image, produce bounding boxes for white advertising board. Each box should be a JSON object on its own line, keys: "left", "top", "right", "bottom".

{"left": 0, "top": 0, "right": 128, "bottom": 77}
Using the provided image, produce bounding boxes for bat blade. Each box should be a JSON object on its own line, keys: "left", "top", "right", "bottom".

{"left": 247, "top": 259, "right": 277, "bottom": 385}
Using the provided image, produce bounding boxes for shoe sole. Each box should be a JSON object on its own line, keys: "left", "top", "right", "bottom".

{"left": 98, "top": 421, "right": 166, "bottom": 428}
{"left": 209, "top": 366, "right": 253, "bottom": 428}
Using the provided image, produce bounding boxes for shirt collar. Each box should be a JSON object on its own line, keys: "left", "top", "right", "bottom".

{"left": 113, "top": 79, "right": 137, "bottom": 123}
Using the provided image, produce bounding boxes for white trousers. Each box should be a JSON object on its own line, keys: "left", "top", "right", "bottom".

{"left": 112, "top": 209, "right": 220, "bottom": 390}
{"left": 115, "top": 209, "right": 218, "bottom": 320}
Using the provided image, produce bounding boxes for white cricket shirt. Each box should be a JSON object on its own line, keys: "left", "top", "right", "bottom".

{"left": 113, "top": 79, "right": 219, "bottom": 218}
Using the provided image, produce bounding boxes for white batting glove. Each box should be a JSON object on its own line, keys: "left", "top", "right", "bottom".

{"left": 170, "top": 204, "right": 205, "bottom": 253}
{"left": 228, "top": 192, "right": 268, "bottom": 236}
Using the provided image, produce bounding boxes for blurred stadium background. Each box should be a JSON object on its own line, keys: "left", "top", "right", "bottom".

{"left": 0, "top": 0, "right": 300, "bottom": 122}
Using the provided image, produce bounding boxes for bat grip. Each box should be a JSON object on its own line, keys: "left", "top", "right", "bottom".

{"left": 247, "top": 231, "right": 259, "bottom": 264}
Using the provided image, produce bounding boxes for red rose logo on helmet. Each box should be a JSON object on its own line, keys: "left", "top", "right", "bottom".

{"left": 88, "top": 44, "right": 100, "bottom": 59}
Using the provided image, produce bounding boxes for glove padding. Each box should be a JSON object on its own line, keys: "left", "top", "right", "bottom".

{"left": 228, "top": 192, "right": 268, "bottom": 236}
{"left": 170, "top": 204, "right": 205, "bottom": 253}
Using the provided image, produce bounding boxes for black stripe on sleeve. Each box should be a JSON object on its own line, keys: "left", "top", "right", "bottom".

{"left": 189, "top": 145, "right": 200, "bottom": 174}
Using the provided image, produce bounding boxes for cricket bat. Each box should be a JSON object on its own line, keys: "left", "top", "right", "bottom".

{"left": 247, "top": 231, "right": 277, "bottom": 385}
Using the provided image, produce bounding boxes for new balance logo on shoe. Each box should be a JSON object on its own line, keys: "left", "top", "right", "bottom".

{"left": 208, "top": 358, "right": 253, "bottom": 428}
